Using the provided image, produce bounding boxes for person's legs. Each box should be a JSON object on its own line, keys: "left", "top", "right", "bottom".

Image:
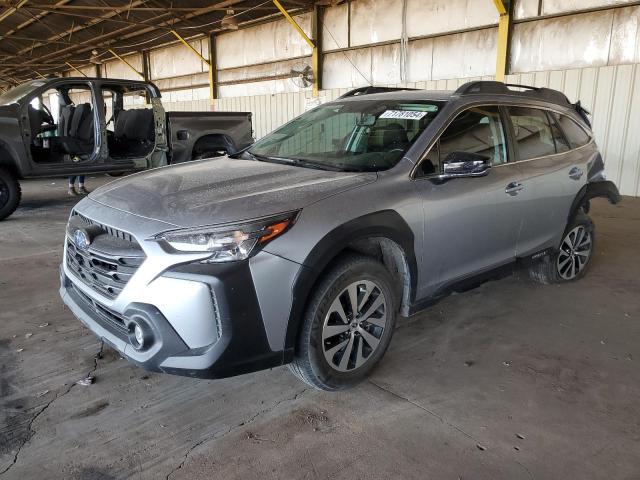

{"left": 67, "top": 176, "right": 78, "bottom": 196}
{"left": 77, "top": 175, "right": 89, "bottom": 195}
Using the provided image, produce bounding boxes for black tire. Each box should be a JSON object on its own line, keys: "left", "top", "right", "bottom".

{"left": 289, "top": 254, "right": 398, "bottom": 391}
{"left": 192, "top": 149, "right": 227, "bottom": 160}
{"left": 529, "top": 211, "right": 595, "bottom": 284}
{"left": 106, "top": 172, "right": 126, "bottom": 177}
{"left": 0, "top": 167, "right": 21, "bottom": 221}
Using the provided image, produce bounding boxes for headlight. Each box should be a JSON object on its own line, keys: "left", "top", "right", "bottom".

{"left": 155, "top": 211, "right": 298, "bottom": 263}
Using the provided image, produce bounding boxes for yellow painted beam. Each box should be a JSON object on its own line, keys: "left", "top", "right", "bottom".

{"left": 272, "top": 0, "right": 315, "bottom": 50}
{"left": 493, "top": 0, "right": 510, "bottom": 82}
{"left": 66, "top": 61, "right": 87, "bottom": 77}
{"left": 492, "top": 0, "right": 507, "bottom": 15}
{"left": 171, "top": 30, "right": 211, "bottom": 67}
{"left": 108, "top": 48, "right": 144, "bottom": 80}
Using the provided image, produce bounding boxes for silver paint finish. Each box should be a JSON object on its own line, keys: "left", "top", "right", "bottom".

{"left": 89, "top": 157, "right": 376, "bottom": 228}
{"left": 62, "top": 89, "right": 611, "bottom": 375}
{"left": 62, "top": 199, "right": 220, "bottom": 351}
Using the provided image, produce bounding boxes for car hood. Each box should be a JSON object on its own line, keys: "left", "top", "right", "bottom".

{"left": 90, "top": 157, "right": 376, "bottom": 228}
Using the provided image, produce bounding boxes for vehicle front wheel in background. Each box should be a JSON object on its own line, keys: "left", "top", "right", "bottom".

{"left": 0, "top": 167, "right": 21, "bottom": 221}
{"left": 529, "top": 211, "right": 594, "bottom": 284}
{"left": 192, "top": 149, "right": 227, "bottom": 160}
{"left": 289, "top": 254, "right": 398, "bottom": 391}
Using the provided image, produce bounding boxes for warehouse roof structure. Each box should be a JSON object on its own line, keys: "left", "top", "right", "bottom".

{"left": 0, "top": 0, "right": 320, "bottom": 90}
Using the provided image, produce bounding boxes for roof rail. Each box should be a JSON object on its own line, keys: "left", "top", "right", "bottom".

{"left": 454, "top": 80, "right": 571, "bottom": 106}
{"left": 337, "top": 86, "right": 418, "bottom": 99}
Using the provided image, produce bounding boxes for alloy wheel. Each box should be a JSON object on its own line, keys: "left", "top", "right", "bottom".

{"left": 557, "top": 225, "right": 592, "bottom": 280}
{"left": 322, "top": 280, "right": 387, "bottom": 372}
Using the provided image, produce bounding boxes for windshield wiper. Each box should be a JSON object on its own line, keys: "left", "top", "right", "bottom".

{"left": 246, "top": 153, "right": 344, "bottom": 171}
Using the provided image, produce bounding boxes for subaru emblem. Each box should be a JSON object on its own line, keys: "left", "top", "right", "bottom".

{"left": 73, "top": 229, "right": 91, "bottom": 251}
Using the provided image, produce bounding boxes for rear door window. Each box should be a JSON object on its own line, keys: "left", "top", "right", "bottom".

{"left": 507, "top": 107, "right": 556, "bottom": 160}
{"left": 551, "top": 112, "right": 591, "bottom": 148}
{"left": 438, "top": 105, "right": 508, "bottom": 167}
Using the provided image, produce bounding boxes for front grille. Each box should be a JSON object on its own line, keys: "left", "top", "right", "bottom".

{"left": 71, "top": 283, "right": 129, "bottom": 337}
{"left": 66, "top": 212, "right": 146, "bottom": 299}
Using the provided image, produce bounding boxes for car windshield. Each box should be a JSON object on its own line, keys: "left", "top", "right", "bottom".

{"left": 244, "top": 99, "right": 444, "bottom": 172}
{"left": 0, "top": 80, "right": 46, "bottom": 106}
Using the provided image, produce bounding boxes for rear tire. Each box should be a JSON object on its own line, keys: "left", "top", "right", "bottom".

{"left": 0, "top": 167, "right": 21, "bottom": 221}
{"left": 529, "top": 211, "right": 594, "bottom": 284}
{"left": 289, "top": 254, "right": 398, "bottom": 391}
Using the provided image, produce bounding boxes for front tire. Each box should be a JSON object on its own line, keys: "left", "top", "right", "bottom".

{"left": 0, "top": 167, "right": 21, "bottom": 221}
{"left": 289, "top": 254, "right": 398, "bottom": 391}
{"left": 529, "top": 211, "right": 594, "bottom": 284}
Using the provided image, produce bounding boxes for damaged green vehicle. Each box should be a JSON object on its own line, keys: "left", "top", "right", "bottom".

{"left": 0, "top": 77, "right": 253, "bottom": 220}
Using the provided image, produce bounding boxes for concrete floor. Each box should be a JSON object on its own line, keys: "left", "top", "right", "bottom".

{"left": 1, "top": 176, "right": 639, "bottom": 480}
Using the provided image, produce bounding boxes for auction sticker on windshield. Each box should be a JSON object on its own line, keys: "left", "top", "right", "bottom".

{"left": 379, "top": 110, "right": 428, "bottom": 120}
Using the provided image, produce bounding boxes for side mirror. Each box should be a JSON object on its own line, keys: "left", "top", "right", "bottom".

{"left": 441, "top": 151, "right": 491, "bottom": 179}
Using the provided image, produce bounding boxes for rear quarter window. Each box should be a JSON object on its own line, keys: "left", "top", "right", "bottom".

{"left": 552, "top": 112, "right": 591, "bottom": 148}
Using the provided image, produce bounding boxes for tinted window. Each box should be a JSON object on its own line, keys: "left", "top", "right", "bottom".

{"left": 437, "top": 106, "right": 507, "bottom": 168}
{"left": 508, "top": 107, "right": 556, "bottom": 160}
{"left": 546, "top": 111, "right": 570, "bottom": 153}
{"left": 552, "top": 112, "right": 591, "bottom": 148}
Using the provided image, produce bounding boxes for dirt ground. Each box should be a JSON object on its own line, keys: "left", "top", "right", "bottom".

{"left": 1, "top": 176, "right": 639, "bottom": 479}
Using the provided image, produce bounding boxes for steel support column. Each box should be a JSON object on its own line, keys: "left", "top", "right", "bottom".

{"left": 311, "top": 4, "right": 323, "bottom": 95}
{"left": 142, "top": 50, "right": 151, "bottom": 102}
{"left": 493, "top": 0, "right": 512, "bottom": 82}
{"left": 208, "top": 32, "right": 218, "bottom": 100}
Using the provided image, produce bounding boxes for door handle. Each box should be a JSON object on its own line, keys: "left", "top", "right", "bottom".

{"left": 569, "top": 166, "right": 584, "bottom": 180}
{"left": 505, "top": 181, "right": 524, "bottom": 196}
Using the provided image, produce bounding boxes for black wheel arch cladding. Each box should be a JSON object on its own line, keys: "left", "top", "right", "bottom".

{"left": 284, "top": 209, "right": 417, "bottom": 353}
{"left": 568, "top": 180, "right": 620, "bottom": 221}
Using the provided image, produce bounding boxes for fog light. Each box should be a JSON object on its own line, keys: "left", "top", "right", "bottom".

{"left": 134, "top": 324, "right": 144, "bottom": 346}
{"left": 128, "top": 319, "right": 150, "bottom": 351}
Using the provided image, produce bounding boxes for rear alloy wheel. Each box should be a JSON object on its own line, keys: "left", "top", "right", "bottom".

{"left": 556, "top": 225, "right": 593, "bottom": 280}
{"left": 529, "top": 211, "right": 594, "bottom": 284}
{"left": 0, "top": 167, "right": 21, "bottom": 221}
{"left": 289, "top": 255, "right": 397, "bottom": 391}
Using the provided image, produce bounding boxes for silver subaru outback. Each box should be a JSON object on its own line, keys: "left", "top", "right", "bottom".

{"left": 60, "top": 81, "right": 620, "bottom": 391}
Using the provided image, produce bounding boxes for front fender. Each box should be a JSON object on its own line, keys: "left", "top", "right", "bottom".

{"left": 282, "top": 210, "right": 417, "bottom": 354}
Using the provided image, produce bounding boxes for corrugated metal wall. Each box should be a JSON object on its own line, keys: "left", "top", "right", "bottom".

{"left": 162, "top": 63, "right": 640, "bottom": 197}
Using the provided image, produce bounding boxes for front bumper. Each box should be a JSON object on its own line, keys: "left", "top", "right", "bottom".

{"left": 60, "top": 257, "right": 295, "bottom": 380}
{"left": 60, "top": 261, "right": 288, "bottom": 378}
{"left": 60, "top": 199, "right": 302, "bottom": 379}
